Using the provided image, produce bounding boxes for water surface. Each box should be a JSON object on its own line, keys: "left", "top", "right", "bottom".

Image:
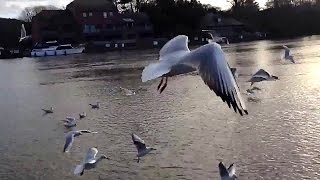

{"left": 0, "top": 36, "right": 320, "bottom": 179}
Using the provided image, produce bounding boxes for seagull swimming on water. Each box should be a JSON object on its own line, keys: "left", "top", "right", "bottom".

{"left": 248, "top": 69, "right": 279, "bottom": 86}
{"left": 219, "top": 162, "right": 237, "bottom": 180}
{"left": 89, "top": 102, "right": 100, "bottom": 109}
{"left": 120, "top": 87, "right": 136, "bottom": 96}
{"left": 63, "top": 130, "right": 98, "bottom": 153}
{"left": 79, "top": 112, "right": 86, "bottom": 119}
{"left": 132, "top": 133, "right": 156, "bottom": 163}
{"left": 141, "top": 35, "right": 248, "bottom": 116}
{"left": 74, "top": 147, "right": 109, "bottom": 176}
{"left": 282, "top": 45, "right": 295, "bottom": 63}
{"left": 41, "top": 107, "right": 53, "bottom": 114}
{"left": 62, "top": 117, "right": 77, "bottom": 128}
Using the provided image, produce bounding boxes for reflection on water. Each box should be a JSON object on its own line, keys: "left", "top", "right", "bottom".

{"left": 0, "top": 36, "right": 320, "bottom": 179}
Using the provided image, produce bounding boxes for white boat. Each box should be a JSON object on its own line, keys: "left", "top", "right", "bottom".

{"left": 31, "top": 41, "right": 85, "bottom": 57}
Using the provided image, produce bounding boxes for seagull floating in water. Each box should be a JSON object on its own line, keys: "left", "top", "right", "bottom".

{"left": 246, "top": 88, "right": 255, "bottom": 95}
{"left": 219, "top": 162, "right": 237, "bottom": 180}
{"left": 62, "top": 117, "right": 77, "bottom": 128}
{"left": 132, "top": 133, "right": 156, "bottom": 163}
{"left": 141, "top": 35, "right": 248, "bottom": 115}
{"left": 74, "top": 147, "right": 109, "bottom": 176}
{"left": 246, "top": 86, "right": 262, "bottom": 95}
{"left": 79, "top": 112, "right": 87, "bottom": 119}
{"left": 89, "top": 102, "right": 100, "bottom": 109}
{"left": 248, "top": 69, "right": 279, "bottom": 86}
{"left": 41, "top": 107, "right": 53, "bottom": 114}
{"left": 282, "top": 45, "right": 295, "bottom": 63}
{"left": 63, "top": 130, "right": 98, "bottom": 153}
{"left": 120, "top": 87, "right": 136, "bottom": 96}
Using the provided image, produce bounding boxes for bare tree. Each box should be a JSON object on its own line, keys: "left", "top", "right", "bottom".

{"left": 18, "top": 5, "right": 59, "bottom": 22}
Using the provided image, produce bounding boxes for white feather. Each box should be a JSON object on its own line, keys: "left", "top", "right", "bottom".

{"left": 141, "top": 63, "right": 171, "bottom": 82}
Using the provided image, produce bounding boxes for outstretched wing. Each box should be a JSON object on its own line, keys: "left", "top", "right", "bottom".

{"left": 84, "top": 148, "right": 98, "bottom": 164}
{"left": 228, "top": 163, "right": 236, "bottom": 177}
{"left": 132, "top": 133, "right": 146, "bottom": 152}
{"left": 141, "top": 35, "right": 190, "bottom": 82}
{"left": 252, "top": 69, "right": 271, "bottom": 79}
{"left": 159, "top": 35, "right": 189, "bottom": 60}
{"left": 63, "top": 133, "right": 75, "bottom": 153}
{"left": 219, "top": 162, "right": 229, "bottom": 178}
{"left": 182, "top": 43, "right": 248, "bottom": 116}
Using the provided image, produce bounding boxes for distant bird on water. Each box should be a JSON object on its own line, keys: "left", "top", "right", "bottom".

{"left": 89, "top": 102, "right": 100, "bottom": 109}
{"left": 74, "top": 147, "right": 109, "bottom": 176}
{"left": 120, "top": 87, "right": 136, "bottom": 96}
{"left": 63, "top": 130, "right": 98, "bottom": 153}
{"left": 41, "top": 107, "right": 53, "bottom": 114}
{"left": 62, "top": 117, "right": 77, "bottom": 128}
{"left": 79, "top": 112, "right": 87, "bottom": 119}
{"left": 141, "top": 35, "right": 248, "bottom": 116}
{"left": 132, "top": 133, "right": 156, "bottom": 163}
{"left": 248, "top": 69, "right": 279, "bottom": 86}
{"left": 219, "top": 162, "right": 237, "bottom": 180}
{"left": 282, "top": 45, "right": 295, "bottom": 63}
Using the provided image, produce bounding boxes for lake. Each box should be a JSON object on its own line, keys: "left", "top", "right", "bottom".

{"left": 0, "top": 36, "right": 319, "bottom": 179}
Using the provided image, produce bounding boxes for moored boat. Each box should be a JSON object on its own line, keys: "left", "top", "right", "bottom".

{"left": 31, "top": 41, "right": 85, "bottom": 57}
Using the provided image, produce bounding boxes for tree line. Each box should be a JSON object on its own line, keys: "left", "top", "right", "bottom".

{"left": 17, "top": 0, "right": 320, "bottom": 38}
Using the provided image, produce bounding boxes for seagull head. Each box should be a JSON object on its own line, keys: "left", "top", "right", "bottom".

{"left": 150, "top": 147, "right": 157, "bottom": 151}
{"left": 271, "top": 75, "right": 279, "bottom": 80}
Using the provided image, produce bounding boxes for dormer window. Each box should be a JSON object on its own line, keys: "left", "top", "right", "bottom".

{"left": 89, "top": 12, "right": 93, "bottom": 17}
{"left": 103, "top": 12, "right": 107, "bottom": 18}
{"left": 83, "top": 12, "right": 87, "bottom": 17}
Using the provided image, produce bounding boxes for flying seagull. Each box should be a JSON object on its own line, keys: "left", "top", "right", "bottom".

{"left": 63, "top": 130, "right": 98, "bottom": 153}
{"left": 79, "top": 112, "right": 87, "bottom": 119}
{"left": 141, "top": 35, "right": 248, "bottom": 116}
{"left": 282, "top": 45, "right": 295, "bottom": 63}
{"left": 74, "top": 147, "right": 109, "bottom": 176}
{"left": 132, "top": 133, "right": 156, "bottom": 163}
{"left": 248, "top": 69, "right": 279, "bottom": 86}
{"left": 62, "top": 117, "right": 77, "bottom": 128}
{"left": 41, "top": 107, "right": 53, "bottom": 114}
{"left": 89, "top": 102, "right": 100, "bottom": 109}
{"left": 120, "top": 87, "right": 136, "bottom": 96}
{"left": 219, "top": 162, "right": 237, "bottom": 180}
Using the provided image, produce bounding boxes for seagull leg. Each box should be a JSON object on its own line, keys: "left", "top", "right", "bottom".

{"left": 159, "top": 76, "right": 168, "bottom": 94}
{"left": 157, "top": 77, "right": 164, "bottom": 90}
{"left": 137, "top": 157, "right": 140, "bottom": 163}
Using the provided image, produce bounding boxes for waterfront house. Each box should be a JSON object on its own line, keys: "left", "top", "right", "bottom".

{"left": 32, "top": 10, "right": 81, "bottom": 45}
{"left": 196, "top": 13, "right": 246, "bottom": 43}
{"left": 66, "top": 0, "right": 153, "bottom": 43}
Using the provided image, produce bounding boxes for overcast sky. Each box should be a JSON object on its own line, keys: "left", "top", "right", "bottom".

{"left": 0, "top": 0, "right": 267, "bottom": 18}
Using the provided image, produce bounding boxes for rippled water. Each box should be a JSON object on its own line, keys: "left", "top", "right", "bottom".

{"left": 0, "top": 36, "right": 320, "bottom": 180}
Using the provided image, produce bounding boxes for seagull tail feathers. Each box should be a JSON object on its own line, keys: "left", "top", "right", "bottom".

{"left": 74, "top": 164, "right": 84, "bottom": 176}
{"left": 141, "top": 63, "right": 170, "bottom": 82}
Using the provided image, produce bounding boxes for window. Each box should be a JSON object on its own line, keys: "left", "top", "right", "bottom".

{"left": 109, "top": 12, "right": 113, "bottom": 16}
{"left": 89, "top": 12, "right": 93, "bottom": 17}
{"left": 84, "top": 25, "right": 90, "bottom": 33}
{"left": 103, "top": 12, "right": 107, "bottom": 18}
{"left": 90, "top": 25, "right": 96, "bottom": 33}
{"left": 83, "top": 12, "right": 87, "bottom": 17}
